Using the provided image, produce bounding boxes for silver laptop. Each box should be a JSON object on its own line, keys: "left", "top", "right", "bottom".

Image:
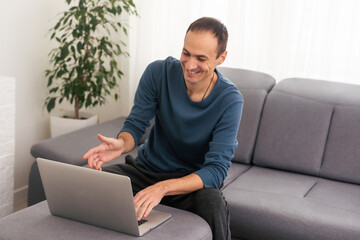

{"left": 37, "top": 157, "right": 171, "bottom": 236}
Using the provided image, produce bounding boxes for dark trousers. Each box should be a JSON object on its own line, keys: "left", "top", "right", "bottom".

{"left": 102, "top": 155, "right": 231, "bottom": 240}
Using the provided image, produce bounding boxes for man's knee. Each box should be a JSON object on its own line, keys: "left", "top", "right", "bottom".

{"left": 193, "top": 188, "right": 228, "bottom": 213}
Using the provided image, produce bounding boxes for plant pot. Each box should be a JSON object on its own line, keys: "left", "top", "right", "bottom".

{"left": 50, "top": 111, "right": 98, "bottom": 138}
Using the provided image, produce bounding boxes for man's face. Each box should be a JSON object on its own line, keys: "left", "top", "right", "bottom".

{"left": 180, "top": 30, "right": 227, "bottom": 85}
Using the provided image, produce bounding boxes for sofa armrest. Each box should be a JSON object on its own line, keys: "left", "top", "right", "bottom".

{"left": 31, "top": 117, "right": 128, "bottom": 166}
{"left": 28, "top": 116, "right": 150, "bottom": 206}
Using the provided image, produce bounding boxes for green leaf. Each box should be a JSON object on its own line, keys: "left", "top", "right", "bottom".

{"left": 46, "top": 97, "right": 56, "bottom": 113}
{"left": 60, "top": 46, "right": 69, "bottom": 59}
{"left": 85, "top": 95, "right": 92, "bottom": 108}
{"left": 91, "top": 46, "right": 97, "bottom": 55}
{"left": 122, "top": 27, "right": 128, "bottom": 35}
{"left": 56, "top": 70, "right": 65, "bottom": 78}
{"left": 103, "top": 46, "right": 112, "bottom": 56}
{"left": 115, "top": 6, "right": 122, "bottom": 15}
{"left": 50, "top": 87, "right": 59, "bottom": 93}
{"left": 77, "top": 41, "right": 83, "bottom": 52}
{"left": 54, "top": 22, "right": 61, "bottom": 30}
{"left": 47, "top": 75, "right": 54, "bottom": 87}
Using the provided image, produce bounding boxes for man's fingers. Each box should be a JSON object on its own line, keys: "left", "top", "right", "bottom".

{"left": 86, "top": 149, "right": 98, "bottom": 168}
{"left": 143, "top": 202, "right": 156, "bottom": 218}
{"left": 97, "top": 134, "right": 112, "bottom": 145}
{"left": 96, "top": 159, "right": 104, "bottom": 171}
{"left": 82, "top": 148, "right": 93, "bottom": 160}
{"left": 134, "top": 191, "right": 158, "bottom": 220}
{"left": 87, "top": 152, "right": 95, "bottom": 168}
{"left": 136, "top": 199, "right": 153, "bottom": 221}
{"left": 134, "top": 192, "right": 145, "bottom": 213}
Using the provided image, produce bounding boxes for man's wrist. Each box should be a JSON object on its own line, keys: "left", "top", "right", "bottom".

{"left": 117, "top": 132, "right": 135, "bottom": 153}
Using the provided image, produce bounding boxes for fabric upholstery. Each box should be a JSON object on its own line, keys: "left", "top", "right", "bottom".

{"left": 254, "top": 77, "right": 360, "bottom": 182}
{"left": 221, "top": 162, "right": 250, "bottom": 190}
{"left": 30, "top": 117, "right": 127, "bottom": 166}
{"left": 320, "top": 105, "right": 360, "bottom": 184}
{"left": 273, "top": 78, "right": 360, "bottom": 106}
{"left": 254, "top": 91, "right": 333, "bottom": 175}
{"left": 223, "top": 166, "right": 360, "bottom": 240}
{"left": 218, "top": 67, "right": 275, "bottom": 164}
{"left": 232, "top": 89, "right": 268, "bottom": 164}
{"left": 0, "top": 201, "right": 212, "bottom": 240}
{"left": 218, "top": 67, "right": 275, "bottom": 92}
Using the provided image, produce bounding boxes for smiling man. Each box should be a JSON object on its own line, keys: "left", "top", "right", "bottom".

{"left": 83, "top": 17, "right": 243, "bottom": 240}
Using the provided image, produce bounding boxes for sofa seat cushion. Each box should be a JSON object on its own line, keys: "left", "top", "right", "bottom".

{"left": 223, "top": 166, "right": 360, "bottom": 240}
{"left": 0, "top": 201, "right": 212, "bottom": 240}
{"left": 221, "top": 162, "right": 250, "bottom": 190}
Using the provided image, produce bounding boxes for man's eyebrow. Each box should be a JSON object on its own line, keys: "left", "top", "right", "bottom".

{"left": 182, "top": 48, "right": 209, "bottom": 59}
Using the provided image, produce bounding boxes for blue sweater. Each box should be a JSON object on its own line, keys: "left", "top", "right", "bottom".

{"left": 120, "top": 57, "right": 243, "bottom": 188}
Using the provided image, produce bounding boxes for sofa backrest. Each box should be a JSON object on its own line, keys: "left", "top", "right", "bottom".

{"left": 253, "top": 78, "right": 360, "bottom": 184}
{"left": 218, "top": 67, "right": 275, "bottom": 164}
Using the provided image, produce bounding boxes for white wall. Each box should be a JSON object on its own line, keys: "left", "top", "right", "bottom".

{"left": 0, "top": 76, "right": 15, "bottom": 217}
{"left": 129, "top": 0, "right": 360, "bottom": 89}
{"left": 0, "top": 0, "right": 132, "bottom": 208}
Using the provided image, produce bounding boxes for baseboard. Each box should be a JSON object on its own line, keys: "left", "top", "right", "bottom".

{"left": 13, "top": 185, "right": 28, "bottom": 210}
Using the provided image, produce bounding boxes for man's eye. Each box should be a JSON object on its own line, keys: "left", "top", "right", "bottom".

{"left": 183, "top": 52, "right": 190, "bottom": 56}
{"left": 198, "top": 58, "right": 206, "bottom": 62}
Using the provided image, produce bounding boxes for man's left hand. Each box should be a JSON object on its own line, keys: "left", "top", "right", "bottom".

{"left": 133, "top": 173, "right": 204, "bottom": 220}
{"left": 134, "top": 182, "right": 167, "bottom": 221}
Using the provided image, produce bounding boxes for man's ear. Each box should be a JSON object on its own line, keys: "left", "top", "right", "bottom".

{"left": 217, "top": 50, "right": 227, "bottom": 66}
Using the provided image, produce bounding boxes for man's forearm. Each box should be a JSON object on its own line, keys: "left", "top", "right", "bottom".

{"left": 157, "top": 173, "right": 204, "bottom": 196}
{"left": 117, "top": 132, "right": 135, "bottom": 154}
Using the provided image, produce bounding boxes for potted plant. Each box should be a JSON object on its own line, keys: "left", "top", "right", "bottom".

{"left": 45, "top": 0, "right": 137, "bottom": 137}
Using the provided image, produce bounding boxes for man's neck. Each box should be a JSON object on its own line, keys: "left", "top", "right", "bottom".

{"left": 185, "top": 71, "right": 217, "bottom": 102}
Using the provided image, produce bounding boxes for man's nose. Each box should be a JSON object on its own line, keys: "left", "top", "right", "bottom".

{"left": 186, "top": 57, "right": 198, "bottom": 70}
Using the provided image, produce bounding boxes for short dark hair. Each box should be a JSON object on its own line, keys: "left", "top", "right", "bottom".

{"left": 186, "top": 17, "right": 228, "bottom": 58}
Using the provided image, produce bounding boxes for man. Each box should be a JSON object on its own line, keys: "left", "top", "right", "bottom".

{"left": 83, "top": 17, "right": 243, "bottom": 240}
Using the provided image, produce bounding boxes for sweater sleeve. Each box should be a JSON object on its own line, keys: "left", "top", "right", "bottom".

{"left": 194, "top": 99, "right": 243, "bottom": 188}
{"left": 118, "top": 61, "right": 160, "bottom": 146}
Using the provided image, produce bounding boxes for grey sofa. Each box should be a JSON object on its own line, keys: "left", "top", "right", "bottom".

{"left": 4, "top": 67, "right": 360, "bottom": 240}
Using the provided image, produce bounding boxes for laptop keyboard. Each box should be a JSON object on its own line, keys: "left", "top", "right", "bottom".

{"left": 138, "top": 219, "right": 147, "bottom": 226}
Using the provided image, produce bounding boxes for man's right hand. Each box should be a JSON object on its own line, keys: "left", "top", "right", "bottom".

{"left": 82, "top": 134, "right": 124, "bottom": 171}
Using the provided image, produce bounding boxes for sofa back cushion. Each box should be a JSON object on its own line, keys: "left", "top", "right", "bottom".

{"left": 320, "top": 105, "right": 360, "bottom": 184}
{"left": 253, "top": 78, "right": 360, "bottom": 184}
{"left": 218, "top": 67, "right": 275, "bottom": 164}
